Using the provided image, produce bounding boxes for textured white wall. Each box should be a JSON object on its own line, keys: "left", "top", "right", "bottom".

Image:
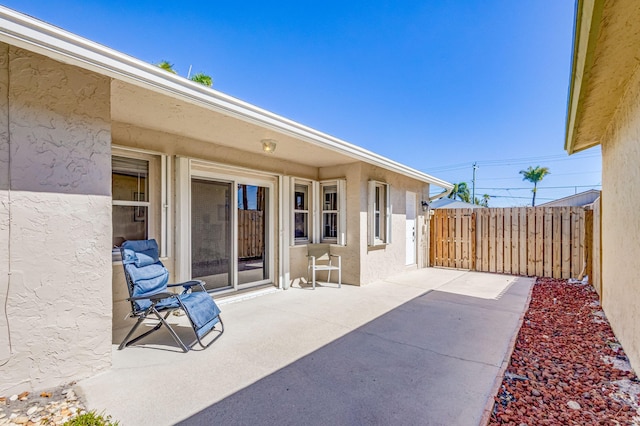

{"left": 0, "top": 43, "right": 10, "bottom": 365}
{"left": 0, "top": 44, "right": 112, "bottom": 395}
{"left": 600, "top": 63, "right": 640, "bottom": 374}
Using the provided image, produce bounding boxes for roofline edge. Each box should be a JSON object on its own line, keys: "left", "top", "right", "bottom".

{"left": 0, "top": 6, "right": 452, "bottom": 190}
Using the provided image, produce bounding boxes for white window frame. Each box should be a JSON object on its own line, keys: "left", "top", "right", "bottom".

{"left": 368, "top": 180, "right": 392, "bottom": 246}
{"left": 176, "top": 157, "right": 277, "bottom": 291}
{"left": 288, "top": 177, "right": 347, "bottom": 246}
{"left": 320, "top": 180, "right": 347, "bottom": 245}
{"left": 111, "top": 147, "right": 170, "bottom": 262}
{"left": 292, "top": 179, "right": 312, "bottom": 245}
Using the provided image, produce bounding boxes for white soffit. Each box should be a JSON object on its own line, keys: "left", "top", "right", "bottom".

{"left": 0, "top": 6, "right": 452, "bottom": 190}
{"left": 566, "top": 0, "right": 640, "bottom": 155}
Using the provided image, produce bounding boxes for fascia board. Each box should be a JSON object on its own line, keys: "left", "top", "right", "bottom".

{"left": 0, "top": 6, "right": 452, "bottom": 190}
{"left": 565, "top": 0, "right": 605, "bottom": 155}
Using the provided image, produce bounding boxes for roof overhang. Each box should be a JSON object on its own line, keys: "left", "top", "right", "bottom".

{"left": 0, "top": 6, "right": 452, "bottom": 190}
{"left": 565, "top": 0, "right": 640, "bottom": 155}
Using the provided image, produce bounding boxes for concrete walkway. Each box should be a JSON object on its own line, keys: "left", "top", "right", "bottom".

{"left": 77, "top": 269, "right": 533, "bottom": 426}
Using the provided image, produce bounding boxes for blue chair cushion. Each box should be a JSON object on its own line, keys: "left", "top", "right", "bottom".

{"left": 180, "top": 292, "right": 221, "bottom": 338}
{"left": 122, "top": 240, "right": 160, "bottom": 267}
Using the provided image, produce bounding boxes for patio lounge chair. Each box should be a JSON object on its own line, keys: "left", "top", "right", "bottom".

{"left": 307, "top": 243, "right": 341, "bottom": 290}
{"left": 119, "top": 239, "right": 224, "bottom": 352}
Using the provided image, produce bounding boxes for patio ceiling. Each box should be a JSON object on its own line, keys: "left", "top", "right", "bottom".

{"left": 111, "top": 80, "right": 357, "bottom": 168}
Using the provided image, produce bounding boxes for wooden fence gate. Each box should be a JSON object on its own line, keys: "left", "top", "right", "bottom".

{"left": 430, "top": 207, "right": 589, "bottom": 279}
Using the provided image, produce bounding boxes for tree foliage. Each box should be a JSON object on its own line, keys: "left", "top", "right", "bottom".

{"left": 190, "top": 72, "right": 213, "bottom": 87}
{"left": 156, "top": 60, "right": 177, "bottom": 74}
{"left": 519, "top": 166, "right": 550, "bottom": 206}
{"left": 447, "top": 182, "right": 471, "bottom": 203}
{"left": 474, "top": 194, "right": 490, "bottom": 207}
{"left": 155, "top": 61, "right": 214, "bottom": 87}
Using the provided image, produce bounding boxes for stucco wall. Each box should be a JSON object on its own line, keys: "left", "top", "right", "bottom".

{"left": 0, "top": 44, "right": 112, "bottom": 395}
{"left": 600, "top": 63, "right": 640, "bottom": 374}
{"left": 287, "top": 163, "right": 363, "bottom": 286}
{"left": 359, "top": 164, "right": 428, "bottom": 285}
{"left": 0, "top": 43, "right": 10, "bottom": 365}
{"left": 111, "top": 122, "right": 297, "bottom": 333}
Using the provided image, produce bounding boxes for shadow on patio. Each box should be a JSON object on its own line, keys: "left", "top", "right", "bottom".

{"left": 79, "top": 269, "right": 533, "bottom": 426}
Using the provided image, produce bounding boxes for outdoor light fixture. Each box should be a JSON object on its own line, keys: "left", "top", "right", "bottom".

{"left": 261, "top": 139, "right": 277, "bottom": 153}
{"left": 421, "top": 200, "right": 430, "bottom": 211}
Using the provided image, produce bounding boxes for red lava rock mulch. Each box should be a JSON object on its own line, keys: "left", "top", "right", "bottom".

{"left": 489, "top": 277, "right": 640, "bottom": 425}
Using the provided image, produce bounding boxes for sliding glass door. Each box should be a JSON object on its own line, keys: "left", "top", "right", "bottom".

{"left": 190, "top": 174, "right": 273, "bottom": 292}
{"left": 237, "top": 184, "right": 270, "bottom": 287}
{"left": 191, "top": 179, "right": 233, "bottom": 291}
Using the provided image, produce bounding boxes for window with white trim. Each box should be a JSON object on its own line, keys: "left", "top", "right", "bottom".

{"left": 290, "top": 178, "right": 346, "bottom": 246}
{"left": 321, "top": 182, "right": 338, "bottom": 242}
{"left": 368, "top": 180, "right": 391, "bottom": 245}
{"left": 294, "top": 182, "right": 310, "bottom": 243}
{"left": 112, "top": 151, "right": 164, "bottom": 260}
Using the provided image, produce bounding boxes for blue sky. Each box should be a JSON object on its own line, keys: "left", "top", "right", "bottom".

{"left": 3, "top": 1, "right": 599, "bottom": 207}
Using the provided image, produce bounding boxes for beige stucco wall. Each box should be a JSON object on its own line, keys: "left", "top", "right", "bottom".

{"left": 599, "top": 63, "right": 640, "bottom": 373}
{"left": 0, "top": 44, "right": 112, "bottom": 395}
{"left": 111, "top": 123, "right": 306, "bottom": 333}
{"left": 359, "top": 164, "right": 428, "bottom": 285}
{"left": 111, "top": 119, "right": 432, "bottom": 297}
{"left": 287, "top": 162, "right": 363, "bottom": 287}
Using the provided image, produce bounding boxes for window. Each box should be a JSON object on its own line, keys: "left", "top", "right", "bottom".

{"left": 112, "top": 151, "right": 166, "bottom": 261}
{"left": 321, "top": 183, "right": 338, "bottom": 241}
{"left": 294, "top": 183, "right": 310, "bottom": 242}
{"left": 112, "top": 156, "right": 150, "bottom": 253}
{"left": 290, "top": 178, "right": 346, "bottom": 246}
{"left": 368, "top": 180, "right": 391, "bottom": 245}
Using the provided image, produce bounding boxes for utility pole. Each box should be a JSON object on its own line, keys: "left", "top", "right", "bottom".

{"left": 472, "top": 162, "right": 478, "bottom": 203}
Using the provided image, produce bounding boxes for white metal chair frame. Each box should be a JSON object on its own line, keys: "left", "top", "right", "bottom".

{"left": 307, "top": 243, "right": 342, "bottom": 289}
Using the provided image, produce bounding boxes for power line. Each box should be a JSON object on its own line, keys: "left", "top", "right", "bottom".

{"left": 423, "top": 152, "right": 600, "bottom": 173}
{"left": 480, "top": 170, "right": 601, "bottom": 181}
{"left": 475, "top": 184, "right": 601, "bottom": 191}
{"left": 487, "top": 195, "right": 555, "bottom": 200}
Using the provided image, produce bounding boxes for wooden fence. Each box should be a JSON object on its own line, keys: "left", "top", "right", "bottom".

{"left": 238, "top": 210, "right": 264, "bottom": 259}
{"left": 430, "top": 207, "right": 588, "bottom": 279}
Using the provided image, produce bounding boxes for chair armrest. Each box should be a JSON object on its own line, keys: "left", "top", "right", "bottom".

{"left": 329, "top": 254, "right": 341, "bottom": 259}
{"left": 128, "top": 292, "right": 175, "bottom": 302}
{"left": 168, "top": 280, "right": 205, "bottom": 290}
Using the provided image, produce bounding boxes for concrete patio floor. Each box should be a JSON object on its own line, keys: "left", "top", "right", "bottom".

{"left": 77, "top": 268, "right": 534, "bottom": 426}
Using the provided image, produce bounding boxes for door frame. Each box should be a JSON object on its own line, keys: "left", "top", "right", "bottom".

{"left": 405, "top": 191, "right": 417, "bottom": 265}
{"left": 175, "top": 157, "right": 276, "bottom": 294}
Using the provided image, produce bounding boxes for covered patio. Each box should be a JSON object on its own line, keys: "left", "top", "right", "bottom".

{"left": 80, "top": 268, "right": 533, "bottom": 425}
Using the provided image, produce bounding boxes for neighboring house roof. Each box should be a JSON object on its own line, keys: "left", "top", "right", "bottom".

{"left": 0, "top": 6, "right": 452, "bottom": 191}
{"left": 538, "top": 189, "right": 601, "bottom": 207}
{"left": 565, "top": 0, "right": 640, "bottom": 154}
{"left": 430, "top": 198, "right": 483, "bottom": 209}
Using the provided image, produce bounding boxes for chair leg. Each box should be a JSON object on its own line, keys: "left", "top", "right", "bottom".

{"left": 119, "top": 309, "right": 188, "bottom": 352}
{"left": 312, "top": 259, "right": 316, "bottom": 290}
{"left": 119, "top": 309, "right": 172, "bottom": 350}
{"left": 152, "top": 309, "right": 189, "bottom": 352}
{"left": 193, "top": 316, "right": 225, "bottom": 350}
{"left": 118, "top": 316, "right": 147, "bottom": 350}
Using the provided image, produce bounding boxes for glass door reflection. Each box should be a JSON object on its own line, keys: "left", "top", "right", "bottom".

{"left": 237, "top": 184, "right": 269, "bottom": 286}
{"left": 191, "top": 179, "right": 232, "bottom": 291}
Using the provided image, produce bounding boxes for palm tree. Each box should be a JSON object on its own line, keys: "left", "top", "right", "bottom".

{"left": 447, "top": 182, "right": 471, "bottom": 203}
{"left": 474, "top": 194, "right": 490, "bottom": 207}
{"left": 157, "top": 60, "right": 177, "bottom": 74}
{"left": 190, "top": 72, "right": 213, "bottom": 87}
{"left": 519, "top": 166, "right": 550, "bottom": 206}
